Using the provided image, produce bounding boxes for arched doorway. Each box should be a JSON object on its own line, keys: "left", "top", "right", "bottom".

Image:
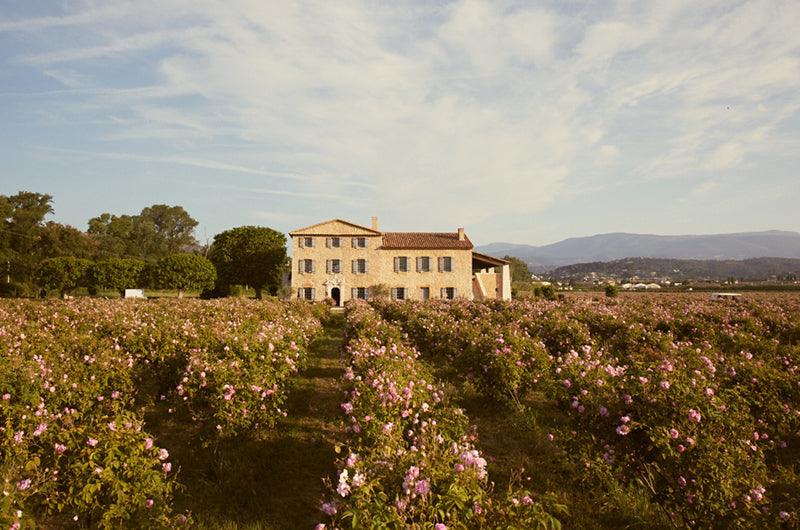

{"left": 331, "top": 287, "right": 341, "bottom": 307}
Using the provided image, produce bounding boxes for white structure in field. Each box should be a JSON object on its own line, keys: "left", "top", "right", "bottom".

{"left": 124, "top": 289, "right": 146, "bottom": 299}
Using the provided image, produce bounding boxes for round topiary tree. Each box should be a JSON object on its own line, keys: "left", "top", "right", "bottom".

{"left": 36, "top": 256, "right": 93, "bottom": 298}
{"left": 89, "top": 258, "right": 146, "bottom": 297}
{"left": 208, "top": 226, "right": 286, "bottom": 299}
{"left": 605, "top": 284, "right": 620, "bottom": 298}
{"left": 146, "top": 253, "right": 216, "bottom": 298}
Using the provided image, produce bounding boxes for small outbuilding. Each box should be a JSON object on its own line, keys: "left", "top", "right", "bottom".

{"left": 710, "top": 293, "right": 742, "bottom": 301}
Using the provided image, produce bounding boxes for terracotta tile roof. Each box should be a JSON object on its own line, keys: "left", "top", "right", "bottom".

{"left": 381, "top": 232, "right": 473, "bottom": 250}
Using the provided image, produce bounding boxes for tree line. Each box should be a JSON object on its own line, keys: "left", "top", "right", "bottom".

{"left": 1, "top": 191, "right": 286, "bottom": 299}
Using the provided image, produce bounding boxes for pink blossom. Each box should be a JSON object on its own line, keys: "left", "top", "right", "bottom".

{"left": 677, "top": 476, "right": 687, "bottom": 487}
{"left": 158, "top": 448, "right": 169, "bottom": 461}
{"left": 616, "top": 424, "right": 631, "bottom": 436}
{"left": 87, "top": 438, "right": 98, "bottom": 447}
{"left": 145, "top": 499, "right": 154, "bottom": 509}
{"left": 660, "top": 380, "right": 670, "bottom": 390}
{"left": 415, "top": 479, "right": 430, "bottom": 496}
{"left": 563, "top": 379, "right": 571, "bottom": 388}
{"left": 144, "top": 437, "right": 154, "bottom": 450}
{"left": 669, "top": 428, "right": 680, "bottom": 439}
{"left": 435, "top": 524, "right": 448, "bottom": 530}
{"left": 162, "top": 462, "right": 172, "bottom": 473}
{"left": 688, "top": 409, "right": 702, "bottom": 423}
{"left": 17, "top": 478, "right": 31, "bottom": 490}
{"left": 321, "top": 501, "right": 337, "bottom": 515}
{"left": 54, "top": 443, "right": 67, "bottom": 454}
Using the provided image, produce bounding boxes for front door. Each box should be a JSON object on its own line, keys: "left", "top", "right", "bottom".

{"left": 331, "top": 287, "right": 341, "bottom": 306}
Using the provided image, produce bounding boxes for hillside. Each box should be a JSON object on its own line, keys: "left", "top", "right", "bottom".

{"left": 478, "top": 230, "right": 800, "bottom": 270}
{"left": 547, "top": 257, "right": 800, "bottom": 281}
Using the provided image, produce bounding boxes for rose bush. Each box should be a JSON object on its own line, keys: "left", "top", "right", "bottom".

{"left": 377, "top": 295, "right": 800, "bottom": 528}
{"left": 318, "top": 301, "right": 561, "bottom": 529}
{"left": 0, "top": 298, "right": 323, "bottom": 527}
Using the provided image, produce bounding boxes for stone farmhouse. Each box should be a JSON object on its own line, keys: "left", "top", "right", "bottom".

{"left": 289, "top": 218, "right": 511, "bottom": 306}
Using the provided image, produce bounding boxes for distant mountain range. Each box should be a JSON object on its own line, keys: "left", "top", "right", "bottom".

{"left": 548, "top": 257, "right": 800, "bottom": 282}
{"left": 477, "top": 230, "right": 800, "bottom": 271}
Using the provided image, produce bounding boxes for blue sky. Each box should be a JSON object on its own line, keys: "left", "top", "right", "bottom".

{"left": 1, "top": 0, "right": 798, "bottom": 246}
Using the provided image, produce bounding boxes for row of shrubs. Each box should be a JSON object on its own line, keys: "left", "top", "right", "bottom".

{"left": 0, "top": 255, "right": 217, "bottom": 299}
{"left": 317, "top": 301, "right": 562, "bottom": 529}
{"left": 0, "top": 298, "right": 323, "bottom": 528}
{"left": 375, "top": 297, "right": 800, "bottom": 527}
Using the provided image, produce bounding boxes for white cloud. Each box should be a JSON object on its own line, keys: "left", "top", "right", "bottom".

{"left": 2, "top": 0, "right": 799, "bottom": 241}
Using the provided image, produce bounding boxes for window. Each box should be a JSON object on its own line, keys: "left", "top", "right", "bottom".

{"left": 327, "top": 237, "right": 341, "bottom": 248}
{"left": 351, "top": 259, "right": 367, "bottom": 274}
{"left": 441, "top": 287, "right": 457, "bottom": 300}
{"left": 416, "top": 256, "right": 431, "bottom": 272}
{"left": 299, "top": 237, "right": 314, "bottom": 248}
{"left": 326, "top": 259, "right": 341, "bottom": 274}
{"left": 438, "top": 256, "right": 453, "bottom": 272}
{"left": 352, "top": 237, "right": 367, "bottom": 248}
{"left": 420, "top": 287, "right": 430, "bottom": 300}
{"left": 298, "top": 288, "right": 315, "bottom": 300}
{"left": 391, "top": 287, "right": 407, "bottom": 300}
{"left": 394, "top": 256, "right": 409, "bottom": 272}
{"left": 351, "top": 287, "right": 368, "bottom": 300}
{"left": 298, "top": 259, "right": 315, "bottom": 273}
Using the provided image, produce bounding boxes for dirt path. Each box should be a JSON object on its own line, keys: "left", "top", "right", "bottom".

{"left": 162, "top": 313, "right": 346, "bottom": 529}
{"left": 259, "top": 313, "right": 345, "bottom": 528}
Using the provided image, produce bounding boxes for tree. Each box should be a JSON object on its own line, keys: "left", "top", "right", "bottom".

{"left": 208, "top": 226, "right": 286, "bottom": 299}
{"left": 538, "top": 284, "right": 557, "bottom": 300}
{"left": 89, "top": 258, "right": 146, "bottom": 297}
{"left": 36, "top": 257, "right": 92, "bottom": 298}
{"left": 87, "top": 213, "right": 137, "bottom": 258}
{"left": 605, "top": 284, "right": 620, "bottom": 297}
{"left": 2, "top": 191, "right": 54, "bottom": 284}
{"left": 146, "top": 253, "right": 216, "bottom": 298}
{"left": 503, "top": 255, "right": 532, "bottom": 284}
{"left": 87, "top": 205, "right": 199, "bottom": 260}
{"left": 37, "top": 222, "right": 96, "bottom": 259}
{"left": 139, "top": 204, "right": 199, "bottom": 256}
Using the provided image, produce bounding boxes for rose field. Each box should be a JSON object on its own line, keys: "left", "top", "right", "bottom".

{"left": 1, "top": 294, "right": 799, "bottom": 528}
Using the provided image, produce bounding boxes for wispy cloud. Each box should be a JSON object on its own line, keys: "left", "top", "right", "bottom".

{"left": 1, "top": 0, "right": 799, "bottom": 241}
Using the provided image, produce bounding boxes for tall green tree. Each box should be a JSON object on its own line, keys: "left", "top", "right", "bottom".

{"left": 1, "top": 191, "right": 54, "bottom": 284}
{"left": 37, "top": 222, "right": 97, "bottom": 259}
{"left": 208, "top": 226, "right": 286, "bottom": 299}
{"left": 146, "top": 253, "right": 216, "bottom": 298}
{"left": 36, "top": 256, "right": 92, "bottom": 298}
{"left": 139, "top": 204, "right": 199, "bottom": 256}
{"left": 87, "top": 213, "right": 137, "bottom": 258}
{"left": 87, "top": 205, "right": 199, "bottom": 260}
{"left": 503, "top": 255, "right": 532, "bottom": 284}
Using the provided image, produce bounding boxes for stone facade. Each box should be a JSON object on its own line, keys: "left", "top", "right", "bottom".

{"left": 289, "top": 218, "right": 503, "bottom": 305}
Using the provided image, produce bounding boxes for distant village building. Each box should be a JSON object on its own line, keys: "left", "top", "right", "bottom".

{"left": 289, "top": 218, "right": 511, "bottom": 305}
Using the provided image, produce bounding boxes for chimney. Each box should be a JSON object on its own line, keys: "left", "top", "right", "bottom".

{"left": 457, "top": 227, "right": 465, "bottom": 241}
{"left": 371, "top": 216, "right": 379, "bottom": 231}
